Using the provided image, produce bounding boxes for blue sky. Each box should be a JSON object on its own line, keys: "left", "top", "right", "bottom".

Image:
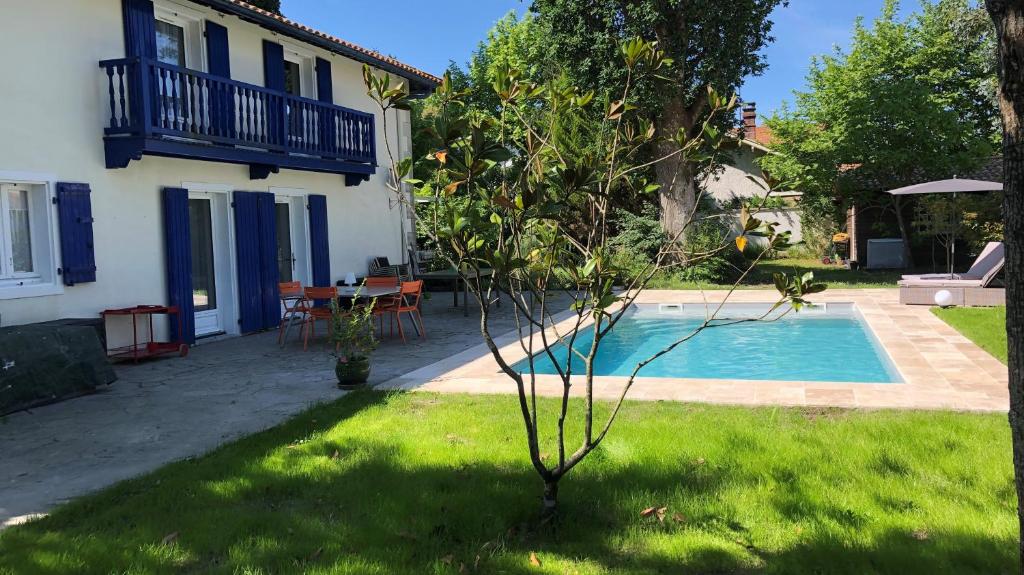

{"left": 281, "top": 0, "right": 912, "bottom": 120}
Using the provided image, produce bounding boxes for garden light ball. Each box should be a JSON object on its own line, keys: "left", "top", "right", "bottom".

{"left": 934, "top": 289, "right": 954, "bottom": 307}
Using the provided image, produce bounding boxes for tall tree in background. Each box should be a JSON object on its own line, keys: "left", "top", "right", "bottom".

{"left": 985, "top": 0, "right": 1024, "bottom": 566}
{"left": 246, "top": 0, "right": 281, "bottom": 14}
{"left": 531, "top": 0, "right": 782, "bottom": 242}
{"left": 761, "top": 0, "right": 997, "bottom": 261}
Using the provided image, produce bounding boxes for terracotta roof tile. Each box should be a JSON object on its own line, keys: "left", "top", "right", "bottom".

{"left": 225, "top": 0, "right": 441, "bottom": 85}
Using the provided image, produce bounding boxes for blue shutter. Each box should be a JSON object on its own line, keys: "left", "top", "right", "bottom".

{"left": 262, "top": 41, "right": 285, "bottom": 146}
{"left": 233, "top": 191, "right": 262, "bottom": 333}
{"left": 205, "top": 21, "right": 231, "bottom": 77}
{"left": 308, "top": 194, "right": 330, "bottom": 287}
{"left": 234, "top": 191, "right": 280, "bottom": 333}
{"left": 315, "top": 58, "right": 333, "bottom": 103}
{"left": 163, "top": 187, "right": 195, "bottom": 344}
{"left": 122, "top": 0, "right": 156, "bottom": 58}
{"left": 256, "top": 193, "right": 280, "bottom": 329}
{"left": 315, "top": 58, "right": 336, "bottom": 156}
{"left": 55, "top": 183, "right": 97, "bottom": 286}
{"left": 205, "top": 21, "right": 234, "bottom": 138}
{"left": 262, "top": 41, "right": 285, "bottom": 91}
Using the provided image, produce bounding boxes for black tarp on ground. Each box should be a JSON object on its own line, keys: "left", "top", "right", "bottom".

{"left": 0, "top": 325, "right": 116, "bottom": 415}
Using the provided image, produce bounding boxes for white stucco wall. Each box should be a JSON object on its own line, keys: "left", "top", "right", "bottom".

{"left": 725, "top": 207, "right": 803, "bottom": 248}
{"left": 0, "top": 0, "right": 418, "bottom": 331}
{"left": 703, "top": 145, "right": 771, "bottom": 204}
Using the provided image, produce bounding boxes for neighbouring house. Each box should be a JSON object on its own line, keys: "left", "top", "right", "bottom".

{"left": 704, "top": 102, "right": 803, "bottom": 244}
{"left": 841, "top": 156, "right": 1003, "bottom": 267}
{"left": 0, "top": 0, "right": 439, "bottom": 345}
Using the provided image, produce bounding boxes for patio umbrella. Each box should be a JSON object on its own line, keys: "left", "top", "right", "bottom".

{"left": 885, "top": 178, "right": 1002, "bottom": 274}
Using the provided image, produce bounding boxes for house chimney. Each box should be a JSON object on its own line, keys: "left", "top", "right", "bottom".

{"left": 742, "top": 102, "right": 757, "bottom": 136}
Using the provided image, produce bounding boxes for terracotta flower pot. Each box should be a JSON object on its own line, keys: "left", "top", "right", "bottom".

{"left": 336, "top": 355, "right": 371, "bottom": 388}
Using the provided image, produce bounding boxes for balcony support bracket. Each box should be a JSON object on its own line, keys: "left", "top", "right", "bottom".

{"left": 345, "top": 173, "right": 370, "bottom": 187}
{"left": 250, "top": 164, "right": 280, "bottom": 180}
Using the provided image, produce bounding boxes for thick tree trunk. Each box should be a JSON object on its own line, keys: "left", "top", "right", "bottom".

{"left": 890, "top": 195, "right": 915, "bottom": 268}
{"left": 655, "top": 95, "right": 698, "bottom": 244}
{"left": 542, "top": 479, "right": 559, "bottom": 515}
{"left": 986, "top": 0, "right": 1024, "bottom": 568}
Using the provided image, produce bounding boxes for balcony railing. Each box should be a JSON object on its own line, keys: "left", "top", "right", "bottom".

{"left": 99, "top": 57, "right": 376, "bottom": 171}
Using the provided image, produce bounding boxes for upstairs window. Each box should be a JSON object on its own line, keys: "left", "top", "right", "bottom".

{"left": 155, "top": 19, "right": 186, "bottom": 67}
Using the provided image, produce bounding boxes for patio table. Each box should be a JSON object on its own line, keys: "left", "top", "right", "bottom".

{"left": 418, "top": 268, "right": 496, "bottom": 317}
{"left": 338, "top": 284, "right": 420, "bottom": 337}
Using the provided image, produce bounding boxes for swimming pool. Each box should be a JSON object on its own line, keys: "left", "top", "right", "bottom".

{"left": 514, "top": 303, "right": 903, "bottom": 383}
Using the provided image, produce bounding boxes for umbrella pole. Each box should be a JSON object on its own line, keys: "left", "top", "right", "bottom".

{"left": 950, "top": 191, "right": 957, "bottom": 276}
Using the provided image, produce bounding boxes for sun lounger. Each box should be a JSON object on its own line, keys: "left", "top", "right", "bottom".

{"left": 898, "top": 241, "right": 1004, "bottom": 305}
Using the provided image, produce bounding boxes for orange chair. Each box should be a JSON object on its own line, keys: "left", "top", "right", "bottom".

{"left": 365, "top": 276, "right": 399, "bottom": 287}
{"left": 394, "top": 280, "right": 425, "bottom": 343}
{"left": 301, "top": 286, "right": 338, "bottom": 351}
{"left": 277, "top": 281, "right": 308, "bottom": 345}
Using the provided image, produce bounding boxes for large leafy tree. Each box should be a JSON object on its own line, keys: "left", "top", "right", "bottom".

{"left": 365, "top": 40, "right": 818, "bottom": 512}
{"left": 761, "top": 0, "right": 998, "bottom": 262}
{"left": 985, "top": 0, "right": 1024, "bottom": 566}
{"left": 531, "top": 0, "right": 783, "bottom": 242}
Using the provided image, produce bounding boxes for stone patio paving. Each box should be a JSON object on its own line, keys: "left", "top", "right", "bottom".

{"left": 0, "top": 293, "right": 525, "bottom": 527}
{"left": 0, "top": 288, "right": 1009, "bottom": 528}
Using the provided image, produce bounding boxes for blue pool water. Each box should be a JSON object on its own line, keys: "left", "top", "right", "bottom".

{"left": 514, "top": 304, "right": 902, "bottom": 383}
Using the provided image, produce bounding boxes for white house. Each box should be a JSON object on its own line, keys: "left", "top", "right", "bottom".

{"left": 704, "top": 102, "right": 803, "bottom": 244}
{"left": 0, "top": 0, "right": 438, "bottom": 344}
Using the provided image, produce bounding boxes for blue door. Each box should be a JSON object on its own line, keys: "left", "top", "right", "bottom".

{"left": 234, "top": 191, "right": 280, "bottom": 333}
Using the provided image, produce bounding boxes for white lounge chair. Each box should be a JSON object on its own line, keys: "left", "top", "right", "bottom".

{"left": 898, "top": 241, "right": 1004, "bottom": 305}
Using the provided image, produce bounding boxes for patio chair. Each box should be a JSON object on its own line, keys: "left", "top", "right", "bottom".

{"left": 369, "top": 284, "right": 402, "bottom": 338}
{"left": 277, "top": 281, "right": 308, "bottom": 345}
{"left": 394, "top": 280, "right": 426, "bottom": 343}
{"left": 368, "top": 256, "right": 413, "bottom": 282}
{"left": 301, "top": 286, "right": 338, "bottom": 351}
{"left": 898, "top": 241, "right": 1005, "bottom": 305}
{"left": 900, "top": 241, "right": 1004, "bottom": 285}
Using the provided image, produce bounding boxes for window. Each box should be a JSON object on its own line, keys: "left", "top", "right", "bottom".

{"left": 153, "top": 2, "right": 204, "bottom": 71}
{"left": 283, "top": 59, "right": 301, "bottom": 96}
{"left": 2, "top": 185, "right": 34, "bottom": 276}
{"left": 155, "top": 19, "right": 186, "bottom": 67}
{"left": 0, "top": 176, "right": 59, "bottom": 299}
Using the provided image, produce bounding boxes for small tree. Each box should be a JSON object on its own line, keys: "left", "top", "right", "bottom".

{"left": 364, "top": 39, "right": 823, "bottom": 513}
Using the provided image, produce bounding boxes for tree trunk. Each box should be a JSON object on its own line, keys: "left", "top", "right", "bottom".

{"left": 986, "top": 0, "right": 1024, "bottom": 568}
{"left": 542, "top": 479, "right": 559, "bottom": 516}
{"left": 655, "top": 95, "right": 698, "bottom": 244}
{"left": 890, "top": 195, "right": 915, "bottom": 268}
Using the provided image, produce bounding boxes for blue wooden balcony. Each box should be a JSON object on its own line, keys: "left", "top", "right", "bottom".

{"left": 99, "top": 57, "right": 377, "bottom": 182}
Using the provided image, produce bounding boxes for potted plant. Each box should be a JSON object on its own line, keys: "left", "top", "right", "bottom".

{"left": 329, "top": 297, "right": 377, "bottom": 388}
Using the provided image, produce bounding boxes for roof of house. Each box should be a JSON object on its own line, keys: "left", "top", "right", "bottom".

{"left": 842, "top": 156, "right": 1004, "bottom": 193}
{"left": 743, "top": 125, "right": 776, "bottom": 148}
{"left": 198, "top": 0, "right": 442, "bottom": 93}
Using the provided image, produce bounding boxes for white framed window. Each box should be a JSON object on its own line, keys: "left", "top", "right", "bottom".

{"left": 154, "top": 1, "right": 205, "bottom": 71}
{"left": 281, "top": 42, "right": 316, "bottom": 99}
{"left": 0, "top": 173, "right": 61, "bottom": 300}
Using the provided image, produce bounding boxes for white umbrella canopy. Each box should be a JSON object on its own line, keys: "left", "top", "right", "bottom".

{"left": 886, "top": 178, "right": 1002, "bottom": 195}
{"left": 884, "top": 178, "right": 1002, "bottom": 274}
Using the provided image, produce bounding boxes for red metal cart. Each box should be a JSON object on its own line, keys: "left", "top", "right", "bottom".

{"left": 100, "top": 305, "right": 189, "bottom": 362}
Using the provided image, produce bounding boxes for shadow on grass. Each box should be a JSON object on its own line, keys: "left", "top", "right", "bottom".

{"left": 0, "top": 391, "right": 1016, "bottom": 575}
{"left": 747, "top": 260, "right": 904, "bottom": 288}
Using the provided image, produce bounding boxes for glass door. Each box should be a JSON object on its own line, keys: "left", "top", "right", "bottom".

{"left": 189, "top": 197, "right": 222, "bottom": 336}
{"left": 275, "top": 201, "right": 294, "bottom": 283}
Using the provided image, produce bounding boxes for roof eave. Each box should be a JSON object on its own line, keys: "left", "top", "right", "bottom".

{"left": 197, "top": 0, "right": 440, "bottom": 94}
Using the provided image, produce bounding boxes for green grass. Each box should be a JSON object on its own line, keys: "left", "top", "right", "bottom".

{"left": 0, "top": 391, "right": 1016, "bottom": 574}
{"left": 933, "top": 306, "right": 1007, "bottom": 364}
{"left": 649, "top": 257, "right": 904, "bottom": 290}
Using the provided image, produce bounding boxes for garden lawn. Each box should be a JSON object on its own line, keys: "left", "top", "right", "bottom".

{"left": 649, "top": 257, "right": 904, "bottom": 290}
{"left": 933, "top": 306, "right": 1007, "bottom": 363}
{"left": 0, "top": 391, "right": 1016, "bottom": 574}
